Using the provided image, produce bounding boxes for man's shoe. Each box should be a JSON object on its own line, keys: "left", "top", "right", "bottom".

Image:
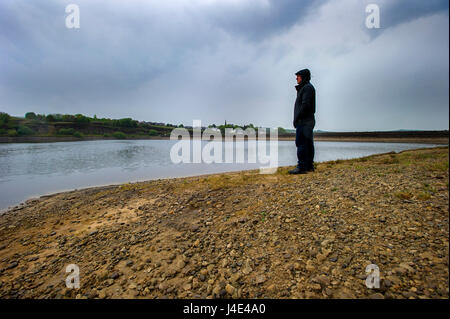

{"left": 288, "top": 167, "right": 308, "bottom": 174}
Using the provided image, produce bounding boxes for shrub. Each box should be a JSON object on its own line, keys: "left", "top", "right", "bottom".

{"left": 7, "top": 129, "right": 18, "bottom": 137}
{"left": 17, "top": 125, "right": 35, "bottom": 136}
{"left": 62, "top": 114, "right": 76, "bottom": 122}
{"left": 25, "top": 112, "right": 37, "bottom": 120}
{"left": 74, "top": 114, "right": 91, "bottom": 123}
{"left": 278, "top": 127, "right": 286, "bottom": 135}
{"left": 103, "top": 133, "right": 111, "bottom": 137}
{"left": 113, "top": 131, "right": 126, "bottom": 139}
{"left": 148, "top": 129, "right": 158, "bottom": 136}
{"left": 0, "top": 128, "right": 6, "bottom": 135}
{"left": 0, "top": 112, "right": 10, "bottom": 127}
{"left": 58, "top": 128, "right": 75, "bottom": 135}
{"left": 113, "top": 118, "right": 137, "bottom": 128}
{"left": 73, "top": 131, "right": 84, "bottom": 138}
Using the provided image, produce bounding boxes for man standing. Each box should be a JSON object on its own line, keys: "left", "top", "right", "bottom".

{"left": 289, "top": 68, "right": 316, "bottom": 174}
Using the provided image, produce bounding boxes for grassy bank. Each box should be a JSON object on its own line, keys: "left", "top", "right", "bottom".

{"left": 0, "top": 146, "right": 448, "bottom": 299}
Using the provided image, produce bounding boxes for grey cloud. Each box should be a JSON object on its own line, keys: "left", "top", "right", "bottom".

{"left": 0, "top": 0, "right": 448, "bottom": 130}
{"left": 199, "top": 0, "right": 326, "bottom": 42}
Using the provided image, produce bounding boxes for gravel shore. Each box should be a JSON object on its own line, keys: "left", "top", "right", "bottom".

{"left": 0, "top": 146, "right": 448, "bottom": 299}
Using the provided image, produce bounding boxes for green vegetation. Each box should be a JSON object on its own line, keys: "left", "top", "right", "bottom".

{"left": 0, "top": 112, "right": 11, "bottom": 128}
{"left": 7, "top": 129, "right": 18, "bottom": 137}
{"left": 0, "top": 111, "right": 177, "bottom": 138}
{"left": 260, "top": 211, "right": 266, "bottom": 222}
{"left": 0, "top": 111, "right": 285, "bottom": 140}
{"left": 25, "top": 112, "right": 37, "bottom": 120}
{"left": 58, "top": 128, "right": 75, "bottom": 135}
{"left": 17, "top": 125, "right": 35, "bottom": 136}
{"left": 278, "top": 127, "right": 286, "bottom": 135}
{"left": 112, "top": 131, "right": 126, "bottom": 139}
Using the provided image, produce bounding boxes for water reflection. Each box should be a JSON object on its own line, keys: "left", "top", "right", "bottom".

{"left": 0, "top": 139, "right": 441, "bottom": 212}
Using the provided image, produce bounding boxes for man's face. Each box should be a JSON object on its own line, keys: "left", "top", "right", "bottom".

{"left": 296, "top": 75, "right": 302, "bottom": 84}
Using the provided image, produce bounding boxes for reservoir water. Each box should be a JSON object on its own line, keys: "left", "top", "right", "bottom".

{"left": 0, "top": 139, "right": 441, "bottom": 212}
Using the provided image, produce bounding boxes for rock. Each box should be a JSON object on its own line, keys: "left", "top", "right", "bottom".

{"left": 333, "top": 288, "right": 356, "bottom": 299}
{"left": 225, "top": 284, "right": 235, "bottom": 295}
{"left": 88, "top": 289, "right": 98, "bottom": 299}
{"left": 241, "top": 261, "right": 252, "bottom": 275}
{"left": 110, "top": 272, "right": 121, "bottom": 279}
{"left": 255, "top": 275, "right": 266, "bottom": 284}
{"left": 306, "top": 260, "right": 315, "bottom": 272}
{"left": 98, "top": 290, "right": 107, "bottom": 299}
{"left": 183, "top": 283, "right": 192, "bottom": 291}
{"left": 6, "top": 261, "right": 18, "bottom": 270}
{"left": 104, "top": 279, "right": 114, "bottom": 287}
{"left": 176, "top": 260, "right": 186, "bottom": 270}
{"left": 212, "top": 285, "right": 221, "bottom": 297}
{"left": 128, "top": 283, "right": 137, "bottom": 290}
{"left": 310, "top": 283, "right": 322, "bottom": 291}
{"left": 398, "top": 263, "right": 415, "bottom": 273}
{"left": 369, "top": 293, "right": 385, "bottom": 299}
{"left": 312, "top": 275, "right": 330, "bottom": 287}
{"left": 159, "top": 282, "right": 169, "bottom": 291}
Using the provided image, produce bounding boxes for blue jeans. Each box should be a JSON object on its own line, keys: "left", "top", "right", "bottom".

{"left": 295, "top": 120, "right": 315, "bottom": 169}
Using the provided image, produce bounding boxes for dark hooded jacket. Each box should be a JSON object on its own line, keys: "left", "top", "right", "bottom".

{"left": 293, "top": 69, "right": 315, "bottom": 128}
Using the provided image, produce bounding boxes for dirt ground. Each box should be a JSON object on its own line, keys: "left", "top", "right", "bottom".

{"left": 0, "top": 146, "right": 448, "bottom": 299}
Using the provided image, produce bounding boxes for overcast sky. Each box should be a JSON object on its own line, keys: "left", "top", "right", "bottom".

{"left": 0, "top": 0, "right": 448, "bottom": 131}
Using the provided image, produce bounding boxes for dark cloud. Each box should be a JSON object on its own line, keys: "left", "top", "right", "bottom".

{"left": 379, "top": 0, "right": 448, "bottom": 28}
{"left": 200, "top": 0, "right": 326, "bottom": 41}
{"left": 0, "top": 0, "right": 448, "bottom": 130}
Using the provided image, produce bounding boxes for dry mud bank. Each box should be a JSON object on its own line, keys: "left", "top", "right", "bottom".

{"left": 0, "top": 147, "right": 448, "bottom": 299}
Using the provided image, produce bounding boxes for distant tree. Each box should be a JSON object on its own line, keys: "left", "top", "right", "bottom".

{"left": 25, "top": 112, "right": 37, "bottom": 120}
{"left": 74, "top": 114, "right": 91, "bottom": 123}
{"left": 118, "top": 118, "right": 137, "bottom": 128}
{"left": 278, "top": 127, "right": 286, "bottom": 135}
{"left": 46, "top": 114, "right": 56, "bottom": 122}
{"left": 148, "top": 129, "right": 158, "bottom": 136}
{"left": 0, "top": 112, "right": 10, "bottom": 127}
{"left": 62, "top": 114, "right": 75, "bottom": 122}
{"left": 178, "top": 124, "right": 184, "bottom": 128}
{"left": 17, "top": 125, "right": 35, "bottom": 136}
{"left": 54, "top": 114, "right": 66, "bottom": 122}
